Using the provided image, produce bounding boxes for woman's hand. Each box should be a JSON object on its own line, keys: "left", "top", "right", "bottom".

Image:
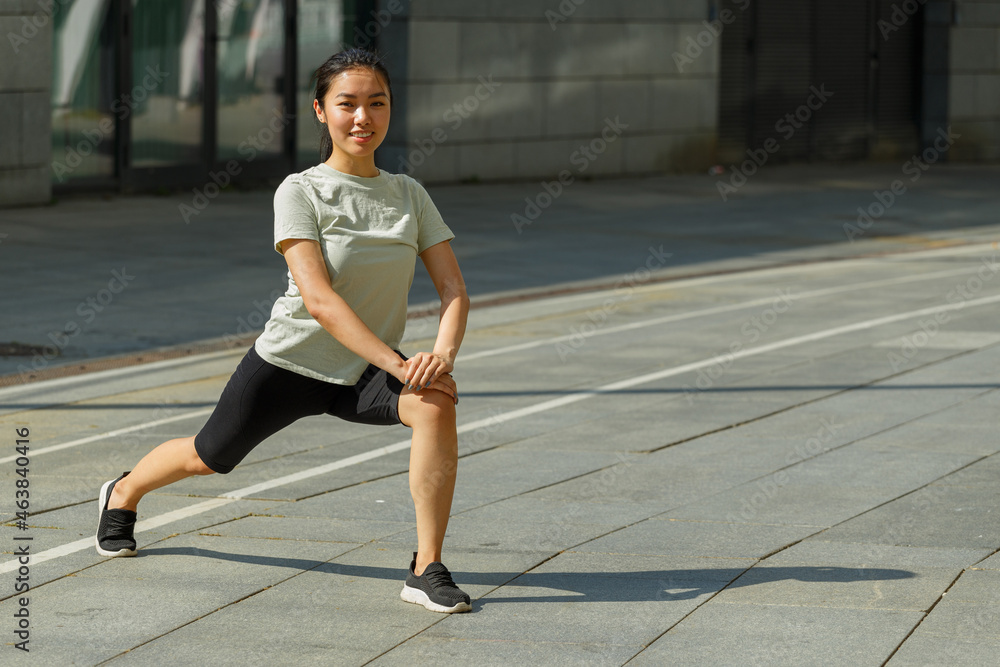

{"left": 403, "top": 352, "right": 458, "bottom": 403}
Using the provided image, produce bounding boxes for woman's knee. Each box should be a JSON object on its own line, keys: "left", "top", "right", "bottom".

{"left": 400, "top": 388, "right": 456, "bottom": 426}
{"left": 184, "top": 437, "right": 217, "bottom": 476}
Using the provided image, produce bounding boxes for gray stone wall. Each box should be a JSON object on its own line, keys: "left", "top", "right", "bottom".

{"left": 0, "top": 0, "right": 52, "bottom": 206}
{"left": 949, "top": 0, "right": 1000, "bottom": 160}
{"left": 379, "top": 0, "right": 718, "bottom": 184}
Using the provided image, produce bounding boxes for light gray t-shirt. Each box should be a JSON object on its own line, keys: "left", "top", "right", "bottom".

{"left": 254, "top": 163, "right": 455, "bottom": 384}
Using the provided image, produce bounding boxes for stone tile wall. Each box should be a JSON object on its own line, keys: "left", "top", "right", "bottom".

{"left": 378, "top": 0, "right": 719, "bottom": 183}
{"left": 0, "top": 0, "right": 52, "bottom": 206}
{"left": 949, "top": 0, "right": 1000, "bottom": 160}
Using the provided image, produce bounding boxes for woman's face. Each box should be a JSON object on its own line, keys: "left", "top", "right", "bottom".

{"left": 315, "top": 68, "right": 390, "bottom": 166}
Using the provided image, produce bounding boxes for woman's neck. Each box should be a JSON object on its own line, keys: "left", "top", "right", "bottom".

{"left": 325, "top": 153, "right": 380, "bottom": 178}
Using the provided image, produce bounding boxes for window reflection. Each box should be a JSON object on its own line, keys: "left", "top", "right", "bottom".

{"left": 131, "top": 0, "right": 204, "bottom": 167}
{"left": 51, "top": 0, "right": 115, "bottom": 182}
{"left": 297, "top": 0, "right": 345, "bottom": 165}
{"left": 217, "top": 0, "right": 286, "bottom": 161}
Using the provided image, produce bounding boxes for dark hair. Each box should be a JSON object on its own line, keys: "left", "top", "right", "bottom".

{"left": 313, "top": 48, "right": 393, "bottom": 163}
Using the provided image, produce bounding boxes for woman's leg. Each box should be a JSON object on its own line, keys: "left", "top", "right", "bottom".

{"left": 398, "top": 388, "right": 458, "bottom": 576}
{"left": 107, "top": 436, "right": 215, "bottom": 512}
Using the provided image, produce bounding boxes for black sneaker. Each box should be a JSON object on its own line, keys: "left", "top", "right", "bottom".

{"left": 400, "top": 552, "right": 471, "bottom": 613}
{"left": 95, "top": 472, "right": 137, "bottom": 557}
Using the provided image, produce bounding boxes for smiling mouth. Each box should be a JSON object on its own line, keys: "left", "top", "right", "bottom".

{"left": 350, "top": 131, "right": 373, "bottom": 138}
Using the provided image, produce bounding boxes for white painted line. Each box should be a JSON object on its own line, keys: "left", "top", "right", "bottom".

{"left": 4, "top": 263, "right": 988, "bottom": 463}
{"left": 5, "top": 291, "right": 1000, "bottom": 574}
{"left": 0, "top": 408, "right": 215, "bottom": 465}
{"left": 0, "top": 348, "right": 242, "bottom": 400}
{"left": 460, "top": 264, "right": 987, "bottom": 362}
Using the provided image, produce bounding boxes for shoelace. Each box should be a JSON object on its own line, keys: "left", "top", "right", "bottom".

{"left": 101, "top": 508, "right": 136, "bottom": 540}
{"left": 423, "top": 565, "right": 459, "bottom": 591}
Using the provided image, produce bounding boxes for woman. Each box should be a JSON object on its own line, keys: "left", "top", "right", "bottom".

{"left": 96, "top": 48, "right": 472, "bottom": 614}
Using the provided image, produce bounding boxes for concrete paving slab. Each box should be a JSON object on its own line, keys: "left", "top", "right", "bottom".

{"left": 451, "top": 495, "right": 662, "bottom": 528}
{"left": 375, "top": 514, "right": 617, "bottom": 555}
{"left": 536, "top": 549, "right": 758, "bottom": 584}
{"left": 372, "top": 636, "right": 638, "bottom": 666}
{"left": 274, "top": 476, "right": 418, "bottom": 523}
{"left": 668, "top": 483, "right": 911, "bottom": 527}
{"left": 935, "top": 569, "right": 1000, "bottom": 604}
{"left": 904, "top": 599, "right": 1000, "bottom": 641}
{"left": 9, "top": 496, "right": 286, "bottom": 584}
{"left": 767, "top": 541, "right": 993, "bottom": 571}
{"left": 630, "top": 604, "right": 924, "bottom": 666}
{"left": 779, "top": 444, "right": 975, "bottom": 489}
{"left": 575, "top": 519, "right": 820, "bottom": 559}
{"left": 927, "top": 455, "right": 1000, "bottom": 488}
{"left": 1, "top": 533, "right": 355, "bottom": 664}
{"left": 417, "top": 573, "right": 703, "bottom": 647}
{"left": 858, "top": 421, "right": 1000, "bottom": 458}
{"left": 819, "top": 482, "right": 1000, "bottom": 549}
{"left": 3, "top": 166, "right": 1000, "bottom": 663}
{"left": 887, "top": 634, "right": 1000, "bottom": 666}
{"left": 972, "top": 552, "right": 1000, "bottom": 570}
{"left": 203, "top": 514, "right": 414, "bottom": 545}
{"left": 711, "top": 564, "right": 938, "bottom": 612}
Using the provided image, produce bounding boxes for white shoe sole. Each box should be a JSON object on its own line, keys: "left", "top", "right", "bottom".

{"left": 95, "top": 478, "right": 137, "bottom": 558}
{"left": 400, "top": 584, "right": 471, "bottom": 613}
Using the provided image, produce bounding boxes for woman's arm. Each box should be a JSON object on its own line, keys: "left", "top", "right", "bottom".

{"left": 404, "top": 240, "right": 470, "bottom": 391}
{"left": 280, "top": 238, "right": 409, "bottom": 382}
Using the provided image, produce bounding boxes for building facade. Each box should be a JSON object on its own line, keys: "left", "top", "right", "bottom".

{"left": 0, "top": 0, "right": 997, "bottom": 207}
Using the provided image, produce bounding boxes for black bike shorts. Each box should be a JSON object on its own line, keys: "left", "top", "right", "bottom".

{"left": 194, "top": 345, "right": 406, "bottom": 474}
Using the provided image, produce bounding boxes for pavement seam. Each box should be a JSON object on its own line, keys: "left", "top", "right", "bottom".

{"left": 620, "top": 561, "right": 759, "bottom": 664}
{"left": 879, "top": 570, "right": 967, "bottom": 666}
{"left": 0, "top": 512, "right": 264, "bottom": 604}
{"left": 361, "top": 552, "right": 564, "bottom": 665}
{"left": 96, "top": 543, "right": 369, "bottom": 665}
{"left": 3, "top": 240, "right": 992, "bottom": 390}
{"left": 641, "top": 350, "right": 1000, "bottom": 518}
{"left": 589, "top": 367, "right": 1000, "bottom": 662}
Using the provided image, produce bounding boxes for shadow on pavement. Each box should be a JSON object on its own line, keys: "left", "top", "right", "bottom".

{"left": 135, "top": 547, "right": 914, "bottom": 604}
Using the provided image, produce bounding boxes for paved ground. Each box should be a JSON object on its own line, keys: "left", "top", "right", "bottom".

{"left": 0, "top": 163, "right": 999, "bottom": 664}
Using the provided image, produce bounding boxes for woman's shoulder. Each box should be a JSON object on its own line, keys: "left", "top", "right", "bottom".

{"left": 382, "top": 171, "right": 433, "bottom": 202}
{"left": 274, "top": 165, "right": 340, "bottom": 206}
{"left": 278, "top": 164, "right": 329, "bottom": 191}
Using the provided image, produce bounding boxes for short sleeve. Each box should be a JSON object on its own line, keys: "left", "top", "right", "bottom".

{"left": 414, "top": 182, "right": 455, "bottom": 254}
{"left": 272, "top": 177, "right": 320, "bottom": 254}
